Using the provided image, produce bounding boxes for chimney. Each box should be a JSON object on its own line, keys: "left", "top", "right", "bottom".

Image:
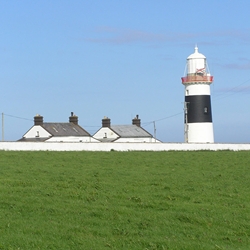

{"left": 102, "top": 116, "right": 111, "bottom": 127}
{"left": 34, "top": 114, "right": 43, "bottom": 125}
{"left": 69, "top": 112, "right": 78, "bottom": 125}
{"left": 132, "top": 114, "right": 141, "bottom": 127}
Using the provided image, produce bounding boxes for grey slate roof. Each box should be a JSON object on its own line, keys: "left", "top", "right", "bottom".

{"left": 18, "top": 137, "right": 47, "bottom": 142}
{"left": 110, "top": 125, "right": 152, "bottom": 138}
{"left": 42, "top": 123, "right": 91, "bottom": 137}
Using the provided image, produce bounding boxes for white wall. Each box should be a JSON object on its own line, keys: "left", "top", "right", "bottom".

{"left": 93, "top": 127, "right": 118, "bottom": 140}
{"left": 24, "top": 126, "right": 51, "bottom": 138}
{"left": 185, "top": 84, "right": 211, "bottom": 95}
{"left": 187, "top": 123, "right": 214, "bottom": 143}
{"left": 1, "top": 142, "right": 250, "bottom": 151}
{"left": 115, "top": 137, "right": 161, "bottom": 143}
{"left": 47, "top": 136, "right": 100, "bottom": 142}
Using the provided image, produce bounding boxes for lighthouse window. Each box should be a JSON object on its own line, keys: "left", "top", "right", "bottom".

{"left": 204, "top": 107, "right": 208, "bottom": 114}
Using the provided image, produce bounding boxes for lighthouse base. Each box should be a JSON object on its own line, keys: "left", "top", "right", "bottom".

{"left": 186, "top": 123, "right": 214, "bottom": 143}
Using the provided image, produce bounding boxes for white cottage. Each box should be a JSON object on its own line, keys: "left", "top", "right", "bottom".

{"left": 18, "top": 113, "right": 99, "bottom": 142}
{"left": 93, "top": 115, "right": 161, "bottom": 143}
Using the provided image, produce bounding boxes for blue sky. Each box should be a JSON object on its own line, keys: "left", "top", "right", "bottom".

{"left": 1, "top": 0, "right": 250, "bottom": 143}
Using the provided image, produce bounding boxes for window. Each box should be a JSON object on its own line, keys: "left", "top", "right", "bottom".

{"left": 204, "top": 107, "right": 208, "bottom": 114}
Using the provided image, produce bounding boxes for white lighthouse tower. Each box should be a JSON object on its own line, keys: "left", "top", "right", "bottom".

{"left": 181, "top": 46, "right": 214, "bottom": 143}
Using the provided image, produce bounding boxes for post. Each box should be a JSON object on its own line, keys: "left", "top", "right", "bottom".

{"left": 153, "top": 121, "right": 156, "bottom": 142}
{"left": 184, "top": 102, "right": 188, "bottom": 143}
{"left": 2, "top": 113, "right": 4, "bottom": 141}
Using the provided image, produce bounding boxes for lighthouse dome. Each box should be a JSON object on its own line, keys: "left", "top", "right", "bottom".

{"left": 187, "top": 46, "right": 206, "bottom": 59}
{"left": 187, "top": 46, "right": 206, "bottom": 75}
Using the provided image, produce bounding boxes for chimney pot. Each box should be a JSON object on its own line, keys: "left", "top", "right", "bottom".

{"left": 34, "top": 115, "right": 43, "bottom": 125}
{"left": 102, "top": 117, "right": 111, "bottom": 127}
{"left": 132, "top": 114, "right": 141, "bottom": 127}
{"left": 69, "top": 113, "right": 78, "bottom": 125}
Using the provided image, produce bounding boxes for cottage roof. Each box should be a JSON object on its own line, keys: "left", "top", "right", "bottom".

{"left": 111, "top": 125, "right": 152, "bottom": 138}
{"left": 42, "top": 122, "right": 91, "bottom": 137}
{"left": 18, "top": 137, "right": 47, "bottom": 142}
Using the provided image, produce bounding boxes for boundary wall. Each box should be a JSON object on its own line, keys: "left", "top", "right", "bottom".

{"left": 0, "top": 142, "right": 250, "bottom": 151}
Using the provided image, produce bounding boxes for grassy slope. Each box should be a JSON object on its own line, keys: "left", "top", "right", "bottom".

{"left": 0, "top": 151, "right": 249, "bottom": 250}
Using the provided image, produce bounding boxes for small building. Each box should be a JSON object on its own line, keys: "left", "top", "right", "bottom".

{"left": 93, "top": 115, "right": 161, "bottom": 143}
{"left": 18, "top": 113, "right": 99, "bottom": 142}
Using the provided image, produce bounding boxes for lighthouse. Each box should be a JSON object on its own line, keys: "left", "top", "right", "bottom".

{"left": 181, "top": 46, "right": 214, "bottom": 143}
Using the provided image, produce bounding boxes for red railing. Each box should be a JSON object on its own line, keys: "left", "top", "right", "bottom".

{"left": 181, "top": 75, "right": 213, "bottom": 84}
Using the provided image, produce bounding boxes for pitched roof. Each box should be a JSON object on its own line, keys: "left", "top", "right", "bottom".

{"left": 18, "top": 137, "right": 47, "bottom": 142}
{"left": 42, "top": 122, "right": 91, "bottom": 137}
{"left": 110, "top": 125, "right": 152, "bottom": 138}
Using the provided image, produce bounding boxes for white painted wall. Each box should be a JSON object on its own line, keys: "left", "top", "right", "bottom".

{"left": 24, "top": 126, "right": 51, "bottom": 138}
{"left": 1, "top": 142, "right": 250, "bottom": 151}
{"left": 93, "top": 127, "right": 118, "bottom": 140}
{"left": 115, "top": 137, "right": 161, "bottom": 143}
{"left": 187, "top": 123, "right": 214, "bottom": 143}
{"left": 185, "top": 84, "right": 211, "bottom": 96}
{"left": 46, "top": 136, "right": 100, "bottom": 143}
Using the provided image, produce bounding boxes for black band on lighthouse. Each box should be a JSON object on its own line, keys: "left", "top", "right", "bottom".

{"left": 185, "top": 95, "right": 212, "bottom": 123}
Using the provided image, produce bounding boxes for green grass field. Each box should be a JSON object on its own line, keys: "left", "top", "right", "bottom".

{"left": 0, "top": 151, "right": 249, "bottom": 249}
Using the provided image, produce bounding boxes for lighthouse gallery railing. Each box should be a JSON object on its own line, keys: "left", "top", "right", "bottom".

{"left": 181, "top": 75, "right": 213, "bottom": 83}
